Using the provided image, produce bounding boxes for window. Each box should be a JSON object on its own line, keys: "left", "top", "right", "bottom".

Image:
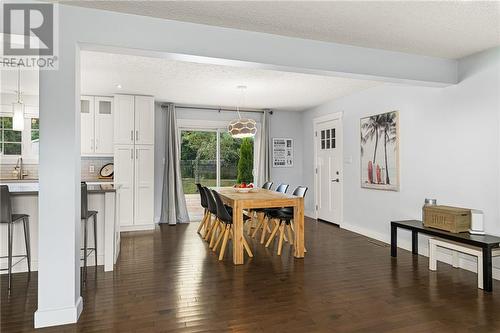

{"left": 0, "top": 116, "right": 39, "bottom": 160}
{"left": 320, "top": 128, "right": 336, "bottom": 150}
{"left": 0, "top": 116, "right": 22, "bottom": 155}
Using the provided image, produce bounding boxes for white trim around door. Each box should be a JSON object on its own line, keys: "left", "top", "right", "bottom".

{"left": 313, "top": 112, "right": 343, "bottom": 226}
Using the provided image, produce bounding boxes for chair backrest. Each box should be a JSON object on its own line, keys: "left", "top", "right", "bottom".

{"left": 275, "top": 183, "right": 289, "bottom": 193}
{"left": 292, "top": 186, "right": 308, "bottom": 198}
{"left": 0, "top": 185, "right": 12, "bottom": 223}
{"left": 196, "top": 183, "right": 208, "bottom": 208}
{"left": 282, "top": 186, "right": 308, "bottom": 214}
{"left": 262, "top": 181, "right": 273, "bottom": 190}
{"left": 81, "top": 182, "right": 88, "bottom": 218}
{"left": 211, "top": 189, "right": 233, "bottom": 224}
{"left": 203, "top": 187, "right": 218, "bottom": 215}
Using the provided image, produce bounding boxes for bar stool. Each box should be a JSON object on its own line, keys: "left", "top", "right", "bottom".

{"left": 0, "top": 185, "right": 31, "bottom": 293}
{"left": 81, "top": 182, "right": 98, "bottom": 285}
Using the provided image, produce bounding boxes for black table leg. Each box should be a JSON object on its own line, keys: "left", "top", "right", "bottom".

{"left": 391, "top": 224, "right": 397, "bottom": 257}
{"left": 482, "top": 247, "right": 493, "bottom": 292}
{"left": 412, "top": 231, "right": 418, "bottom": 255}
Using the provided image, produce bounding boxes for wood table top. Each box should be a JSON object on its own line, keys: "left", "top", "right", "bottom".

{"left": 214, "top": 187, "right": 301, "bottom": 209}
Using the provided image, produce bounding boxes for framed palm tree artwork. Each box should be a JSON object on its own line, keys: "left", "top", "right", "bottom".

{"left": 360, "top": 111, "right": 400, "bottom": 191}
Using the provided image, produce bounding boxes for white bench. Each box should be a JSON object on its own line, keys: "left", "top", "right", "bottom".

{"left": 429, "top": 237, "right": 500, "bottom": 289}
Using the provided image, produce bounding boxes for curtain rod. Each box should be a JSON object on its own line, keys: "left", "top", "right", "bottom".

{"left": 162, "top": 104, "right": 273, "bottom": 115}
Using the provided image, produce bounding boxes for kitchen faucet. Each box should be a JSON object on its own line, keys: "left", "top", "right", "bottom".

{"left": 14, "top": 157, "right": 24, "bottom": 180}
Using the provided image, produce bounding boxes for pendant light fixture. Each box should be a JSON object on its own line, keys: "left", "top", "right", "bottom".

{"left": 12, "top": 67, "right": 25, "bottom": 131}
{"left": 228, "top": 85, "right": 257, "bottom": 139}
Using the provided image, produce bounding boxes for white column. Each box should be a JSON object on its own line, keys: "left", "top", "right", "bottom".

{"left": 34, "top": 41, "right": 82, "bottom": 327}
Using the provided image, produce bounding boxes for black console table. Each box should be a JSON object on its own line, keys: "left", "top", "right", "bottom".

{"left": 391, "top": 220, "right": 500, "bottom": 292}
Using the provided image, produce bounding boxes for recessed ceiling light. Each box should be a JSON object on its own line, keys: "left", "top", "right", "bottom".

{"left": 116, "top": 84, "right": 122, "bottom": 89}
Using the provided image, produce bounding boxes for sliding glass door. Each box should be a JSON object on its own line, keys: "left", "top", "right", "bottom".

{"left": 180, "top": 128, "right": 254, "bottom": 220}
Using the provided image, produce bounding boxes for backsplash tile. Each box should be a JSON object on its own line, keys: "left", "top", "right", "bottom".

{"left": 0, "top": 157, "right": 113, "bottom": 181}
{"left": 0, "top": 163, "right": 38, "bottom": 179}
{"left": 81, "top": 157, "right": 114, "bottom": 181}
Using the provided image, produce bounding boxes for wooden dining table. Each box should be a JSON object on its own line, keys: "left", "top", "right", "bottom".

{"left": 215, "top": 187, "right": 305, "bottom": 265}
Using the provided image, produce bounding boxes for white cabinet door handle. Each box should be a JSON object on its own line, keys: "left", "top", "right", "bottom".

{"left": 136, "top": 149, "right": 138, "bottom": 159}
{"left": 130, "top": 130, "right": 134, "bottom": 142}
{"left": 136, "top": 130, "right": 139, "bottom": 142}
{"left": 130, "top": 149, "right": 133, "bottom": 159}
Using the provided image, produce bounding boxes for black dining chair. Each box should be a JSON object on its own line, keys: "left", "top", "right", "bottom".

{"left": 0, "top": 185, "right": 31, "bottom": 293}
{"left": 262, "top": 181, "right": 273, "bottom": 190}
{"left": 265, "top": 186, "right": 308, "bottom": 255}
{"left": 195, "top": 183, "right": 210, "bottom": 236}
{"left": 246, "top": 181, "right": 274, "bottom": 236}
{"left": 203, "top": 187, "right": 223, "bottom": 249}
{"left": 251, "top": 183, "right": 289, "bottom": 243}
{"left": 211, "top": 189, "right": 253, "bottom": 261}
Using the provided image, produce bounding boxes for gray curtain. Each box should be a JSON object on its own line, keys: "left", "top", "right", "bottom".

{"left": 255, "top": 110, "right": 271, "bottom": 186}
{"left": 160, "top": 103, "right": 189, "bottom": 224}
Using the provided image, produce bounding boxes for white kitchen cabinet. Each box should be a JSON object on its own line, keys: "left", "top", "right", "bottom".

{"left": 134, "top": 145, "right": 154, "bottom": 228}
{"left": 81, "top": 95, "right": 114, "bottom": 156}
{"left": 94, "top": 97, "right": 114, "bottom": 154}
{"left": 113, "top": 95, "right": 135, "bottom": 145}
{"left": 114, "top": 94, "right": 154, "bottom": 145}
{"left": 114, "top": 94, "right": 155, "bottom": 231}
{"left": 81, "top": 95, "right": 95, "bottom": 155}
{"left": 114, "top": 145, "right": 135, "bottom": 228}
{"left": 134, "top": 96, "right": 155, "bottom": 145}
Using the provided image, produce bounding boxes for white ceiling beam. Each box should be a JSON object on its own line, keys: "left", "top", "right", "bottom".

{"left": 69, "top": 5, "right": 457, "bottom": 86}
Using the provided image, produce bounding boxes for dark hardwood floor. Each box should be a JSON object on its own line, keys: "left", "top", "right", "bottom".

{"left": 2, "top": 218, "right": 500, "bottom": 332}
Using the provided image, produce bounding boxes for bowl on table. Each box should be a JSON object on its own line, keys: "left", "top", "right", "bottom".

{"left": 232, "top": 183, "right": 255, "bottom": 193}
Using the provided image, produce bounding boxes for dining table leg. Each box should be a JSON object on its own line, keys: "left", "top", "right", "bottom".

{"left": 294, "top": 197, "right": 305, "bottom": 258}
{"left": 232, "top": 202, "right": 244, "bottom": 265}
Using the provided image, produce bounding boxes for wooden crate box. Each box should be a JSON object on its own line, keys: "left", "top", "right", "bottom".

{"left": 423, "top": 205, "right": 471, "bottom": 233}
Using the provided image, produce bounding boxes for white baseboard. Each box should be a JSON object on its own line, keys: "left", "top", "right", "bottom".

{"left": 34, "top": 296, "right": 83, "bottom": 328}
{"left": 341, "top": 220, "right": 500, "bottom": 281}
{"left": 120, "top": 224, "right": 155, "bottom": 232}
{"left": 305, "top": 211, "right": 316, "bottom": 219}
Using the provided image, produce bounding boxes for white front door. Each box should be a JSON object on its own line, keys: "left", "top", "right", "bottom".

{"left": 316, "top": 119, "right": 342, "bottom": 224}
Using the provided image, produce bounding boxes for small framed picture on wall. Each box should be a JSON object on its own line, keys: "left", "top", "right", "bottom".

{"left": 273, "top": 138, "right": 293, "bottom": 168}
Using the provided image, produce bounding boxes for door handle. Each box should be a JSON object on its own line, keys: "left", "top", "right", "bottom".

{"left": 136, "top": 130, "right": 139, "bottom": 141}
{"left": 331, "top": 178, "right": 340, "bottom": 183}
{"left": 131, "top": 148, "right": 133, "bottom": 159}
{"left": 136, "top": 149, "right": 138, "bottom": 159}
{"left": 130, "top": 130, "right": 134, "bottom": 142}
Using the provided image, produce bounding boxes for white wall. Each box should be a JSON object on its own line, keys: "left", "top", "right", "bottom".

{"left": 154, "top": 105, "right": 303, "bottom": 221}
{"left": 301, "top": 47, "right": 500, "bottom": 270}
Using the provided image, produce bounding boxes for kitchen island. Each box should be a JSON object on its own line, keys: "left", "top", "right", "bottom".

{"left": 0, "top": 181, "right": 120, "bottom": 273}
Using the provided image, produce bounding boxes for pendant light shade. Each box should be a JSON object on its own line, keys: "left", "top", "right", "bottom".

{"left": 228, "top": 85, "right": 257, "bottom": 139}
{"left": 228, "top": 118, "right": 257, "bottom": 138}
{"left": 12, "top": 67, "right": 24, "bottom": 131}
{"left": 12, "top": 101, "right": 25, "bottom": 131}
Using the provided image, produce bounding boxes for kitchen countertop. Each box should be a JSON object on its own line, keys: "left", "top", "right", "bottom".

{"left": 0, "top": 181, "right": 117, "bottom": 195}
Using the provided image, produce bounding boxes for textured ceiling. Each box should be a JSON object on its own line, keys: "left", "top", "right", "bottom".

{"left": 80, "top": 51, "right": 379, "bottom": 111}
{"left": 62, "top": 1, "right": 500, "bottom": 59}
